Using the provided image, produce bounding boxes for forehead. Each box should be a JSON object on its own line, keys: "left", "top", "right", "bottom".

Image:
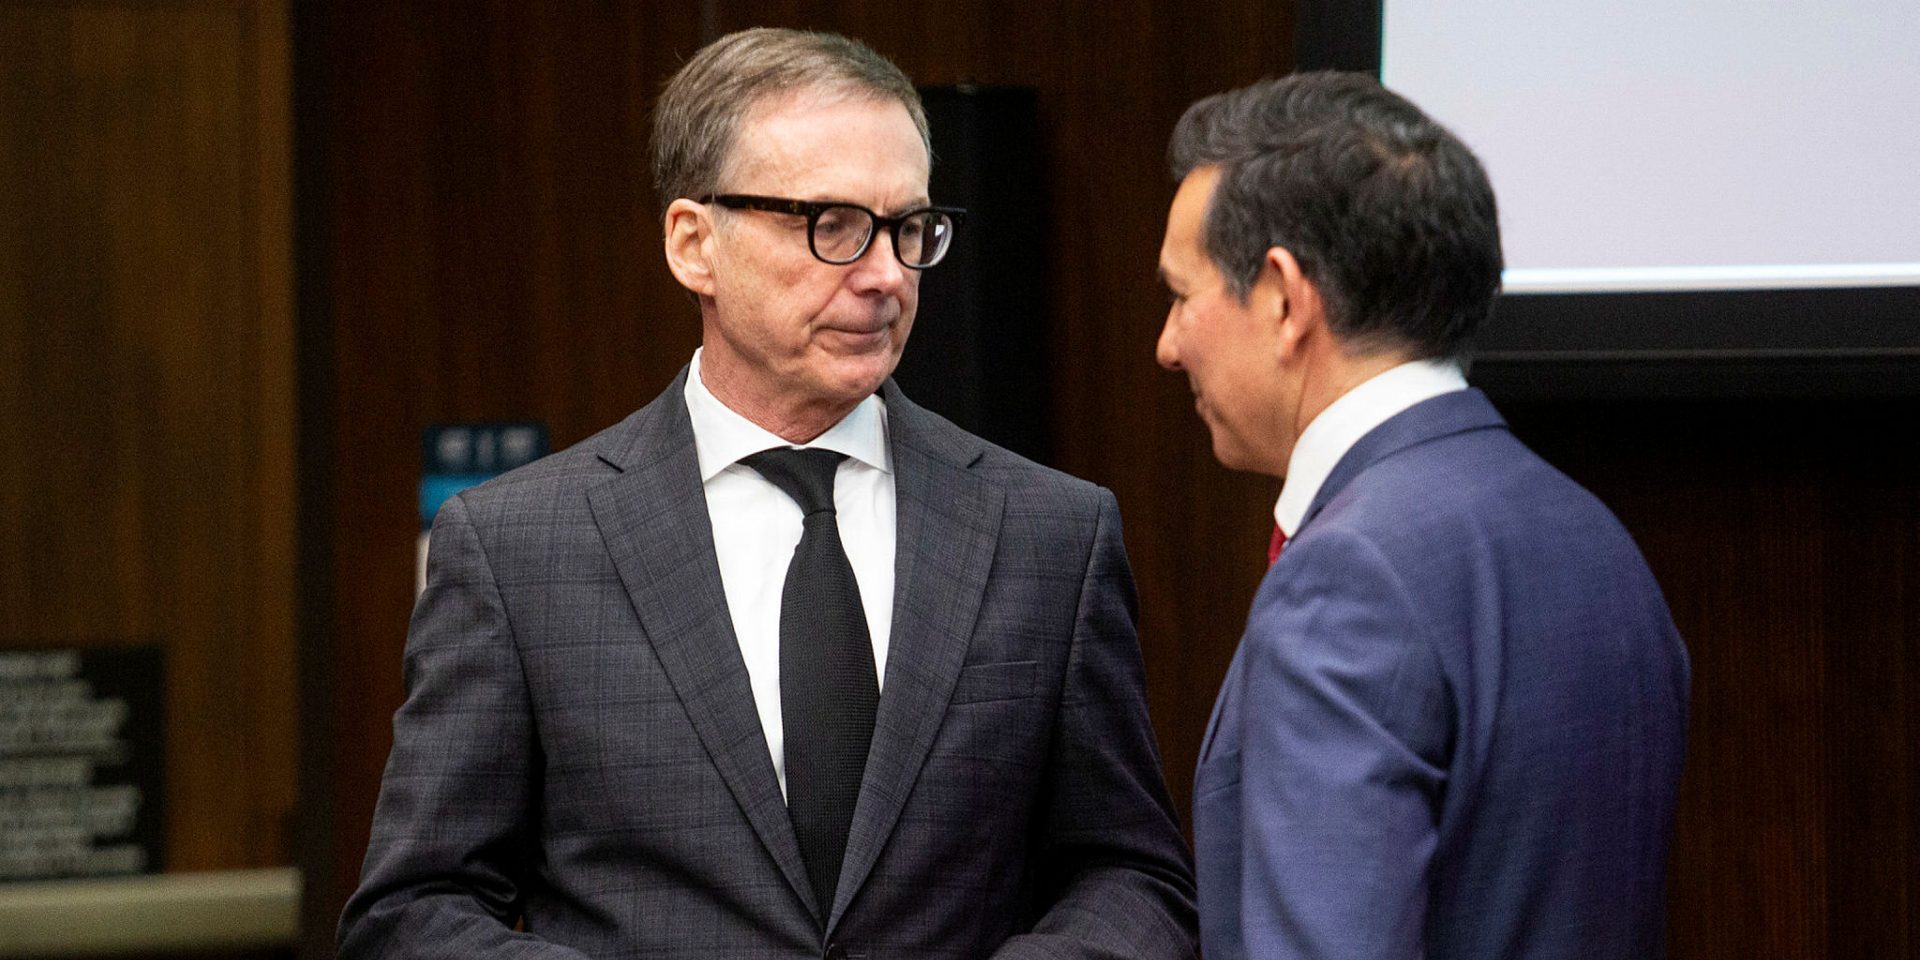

{"left": 725, "top": 89, "right": 929, "bottom": 200}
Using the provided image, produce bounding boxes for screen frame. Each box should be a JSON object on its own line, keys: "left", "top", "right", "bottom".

{"left": 1294, "top": 0, "right": 1920, "bottom": 397}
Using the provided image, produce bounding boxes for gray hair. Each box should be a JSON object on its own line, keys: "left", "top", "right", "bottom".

{"left": 651, "top": 27, "right": 930, "bottom": 217}
{"left": 1169, "top": 71, "right": 1503, "bottom": 361}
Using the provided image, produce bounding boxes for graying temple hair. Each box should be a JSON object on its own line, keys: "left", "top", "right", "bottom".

{"left": 651, "top": 27, "right": 930, "bottom": 217}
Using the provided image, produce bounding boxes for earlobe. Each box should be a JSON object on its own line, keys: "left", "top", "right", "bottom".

{"left": 663, "top": 199, "right": 717, "bottom": 297}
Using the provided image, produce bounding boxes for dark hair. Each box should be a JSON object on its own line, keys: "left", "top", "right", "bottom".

{"left": 652, "top": 28, "right": 929, "bottom": 218}
{"left": 1168, "top": 71, "right": 1502, "bottom": 360}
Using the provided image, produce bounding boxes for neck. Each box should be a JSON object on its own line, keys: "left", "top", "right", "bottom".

{"left": 698, "top": 362, "right": 858, "bottom": 445}
{"left": 1289, "top": 339, "right": 1415, "bottom": 448}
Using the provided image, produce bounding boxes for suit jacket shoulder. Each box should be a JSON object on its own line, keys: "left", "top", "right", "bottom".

{"left": 1202, "top": 387, "right": 1688, "bottom": 960}
{"left": 445, "top": 385, "right": 683, "bottom": 517}
{"left": 1292, "top": 391, "right": 1673, "bottom": 643}
{"left": 879, "top": 378, "right": 1110, "bottom": 517}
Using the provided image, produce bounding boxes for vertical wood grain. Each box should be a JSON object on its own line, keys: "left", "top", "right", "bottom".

{"left": 307, "top": 0, "right": 707, "bottom": 909}
{"left": 1507, "top": 397, "right": 1920, "bottom": 958}
{"left": 0, "top": 0, "right": 297, "bottom": 873}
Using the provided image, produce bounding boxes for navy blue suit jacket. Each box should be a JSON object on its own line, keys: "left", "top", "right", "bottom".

{"left": 1194, "top": 389, "right": 1689, "bottom": 960}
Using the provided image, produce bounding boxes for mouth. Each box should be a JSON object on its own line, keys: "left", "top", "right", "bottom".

{"left": 823, "top": 310, "right": 898, "bottom": 334}
{"left": 825, "top": 319, "right": 892, "bottom": 335}
{"left": 1189, "top": 388, "right": 1211, "bottom": 419}
{"left": 818, "top": 321, "right": 895, "bottom": 352}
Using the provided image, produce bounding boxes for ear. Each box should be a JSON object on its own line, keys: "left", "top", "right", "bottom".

{"left": 663, "top": 198, "right": 718, "bottom": 297}
{"left": 1264, "top": 246, "right": 1325, "bottom": 363}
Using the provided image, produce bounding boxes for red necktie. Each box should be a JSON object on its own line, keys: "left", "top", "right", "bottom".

{"left": 1267, "top": 522, "right": 1288, "bottom": 566}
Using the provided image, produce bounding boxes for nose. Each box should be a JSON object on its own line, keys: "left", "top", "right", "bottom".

{"left": 847, "top": 227, "right": 909, "bottom": 294}
{"left": 1156, "top": 308, "right": 1183, "bottom": 371}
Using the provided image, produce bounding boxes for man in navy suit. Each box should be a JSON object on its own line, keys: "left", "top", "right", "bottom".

{"left": 1154, "top": 71, "right": 1690, "bottom": 960}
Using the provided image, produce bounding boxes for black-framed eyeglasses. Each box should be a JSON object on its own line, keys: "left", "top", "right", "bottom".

{"left": 700, "top": 194, "right": 967, "bottom": 269}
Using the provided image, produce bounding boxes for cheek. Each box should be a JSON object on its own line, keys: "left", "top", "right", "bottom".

{"left": 896, "top": 277, "right": 921, "bottom": 322}
{"left": 1181, "top": 308, "right": 1223, "bottom": 369}
{"left": 799, "top": 269, "right": 860, "bottom": 319}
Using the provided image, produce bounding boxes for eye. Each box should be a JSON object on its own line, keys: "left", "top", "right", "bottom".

{"left": 813, "top": 206, "right": 862, "bottom": 237}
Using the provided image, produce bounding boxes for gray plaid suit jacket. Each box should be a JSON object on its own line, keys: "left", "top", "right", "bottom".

{"left": 339, "top": 370, "right": 1197, "bottom": 959}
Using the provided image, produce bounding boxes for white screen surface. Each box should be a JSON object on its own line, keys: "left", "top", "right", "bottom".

{"left": 1382, "top": 0, "right": 1920, "bottom": 293}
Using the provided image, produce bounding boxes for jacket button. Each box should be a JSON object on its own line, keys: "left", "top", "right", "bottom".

{"left": 823, "top": 944, "right": 847, "bottom": 960}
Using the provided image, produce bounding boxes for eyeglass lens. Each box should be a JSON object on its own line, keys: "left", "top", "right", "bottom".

{"left": 812, "top": 206, "right": 955, "bottom": 267}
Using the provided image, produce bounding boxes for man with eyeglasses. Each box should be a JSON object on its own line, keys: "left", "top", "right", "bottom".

{"left": 341, "top": 26, "right": 1196, "bottom": 960}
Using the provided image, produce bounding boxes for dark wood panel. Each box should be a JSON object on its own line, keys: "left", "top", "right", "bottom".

{"left": 307, "top": 0, "right": 706, "bottom": 921}
{"left": 1821, "top": 441, "right": 1918, "bottom": 959}
{"left": 1505, "top": 397, "right": 1920, "bottom": 958}
{"left": 0, "top": 0, "right": 297, "bottom": 873}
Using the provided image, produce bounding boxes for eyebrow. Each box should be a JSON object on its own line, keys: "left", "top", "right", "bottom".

{"left": 813, "top": 196, "right": 932, "bottom": 216}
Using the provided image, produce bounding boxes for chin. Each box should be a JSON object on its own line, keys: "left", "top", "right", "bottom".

{"left": 1209, "top": 434, "right": 1278, "bottom": 477}
{"left": 817, "top": 354, "right": 899, "bottom": 406}
{"left": 852, "top": 341, "right": 905, "bottom": 378}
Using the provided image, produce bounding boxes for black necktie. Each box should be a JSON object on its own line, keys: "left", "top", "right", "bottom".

{"left": 740, "top": 447, "right": 878, "bottom": 917}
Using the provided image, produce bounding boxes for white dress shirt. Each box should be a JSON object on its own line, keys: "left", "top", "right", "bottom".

{"left": 1274, "top": 359, "right": 1469, "bottom": 537}
{"left": 684, "top": 349, "right": 896, "bottom": 799}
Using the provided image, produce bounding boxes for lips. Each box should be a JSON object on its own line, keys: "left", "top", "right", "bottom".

{"left": 818, "top": 312, "right": 898, "bottom": 342}
{"left": 1190, "top": 388, "right": 1211, "bottom": 420}
{"left": 817, "top": 323, "right": 895, "bottom": 356}
{"left": 825, "top": 321, "right": 892, "bottom": 336}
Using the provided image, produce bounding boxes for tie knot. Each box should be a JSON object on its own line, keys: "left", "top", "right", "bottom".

{"left": 741, "top": 447, "right": 846, "bottom": 516}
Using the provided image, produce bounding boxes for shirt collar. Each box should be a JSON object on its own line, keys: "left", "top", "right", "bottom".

{"left": 684, "top": 348, "right": 892, "bottom": 482}
{"left": 1274, "top": 358, "right": 1468, "bottom": 536}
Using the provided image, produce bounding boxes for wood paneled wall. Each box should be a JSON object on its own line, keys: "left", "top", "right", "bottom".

{"left": 1505, "top": 396, "right": 1919, "bottom": 958}
{"left": 302, "top": 5, "right": 1919, "bottom": 958}
{"left": 0, "top": 0, "right": 296, "bottom": 873}
{"left": 302, "top": 5, "right": 707, "bottom": 927}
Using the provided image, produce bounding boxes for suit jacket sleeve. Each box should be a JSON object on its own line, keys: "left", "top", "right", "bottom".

{"left": 1235, "top": 527, "right": 1451, "bottom": 960}
{"left": 337, "top": 494, "right": 591, "bottom": 960}
{"left": 992, "top": 488, "right": 1199, "bottom": 960}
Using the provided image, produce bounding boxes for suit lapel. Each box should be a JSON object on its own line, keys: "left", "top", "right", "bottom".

{"left": 830, "top": 383, "right": 1004, "bottom": 930}
{"left": 1297, "top": 388, "right": 1508, "bottom": 537}
{"left": 584, "top": 370, "right": 821, "bottom": 922}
